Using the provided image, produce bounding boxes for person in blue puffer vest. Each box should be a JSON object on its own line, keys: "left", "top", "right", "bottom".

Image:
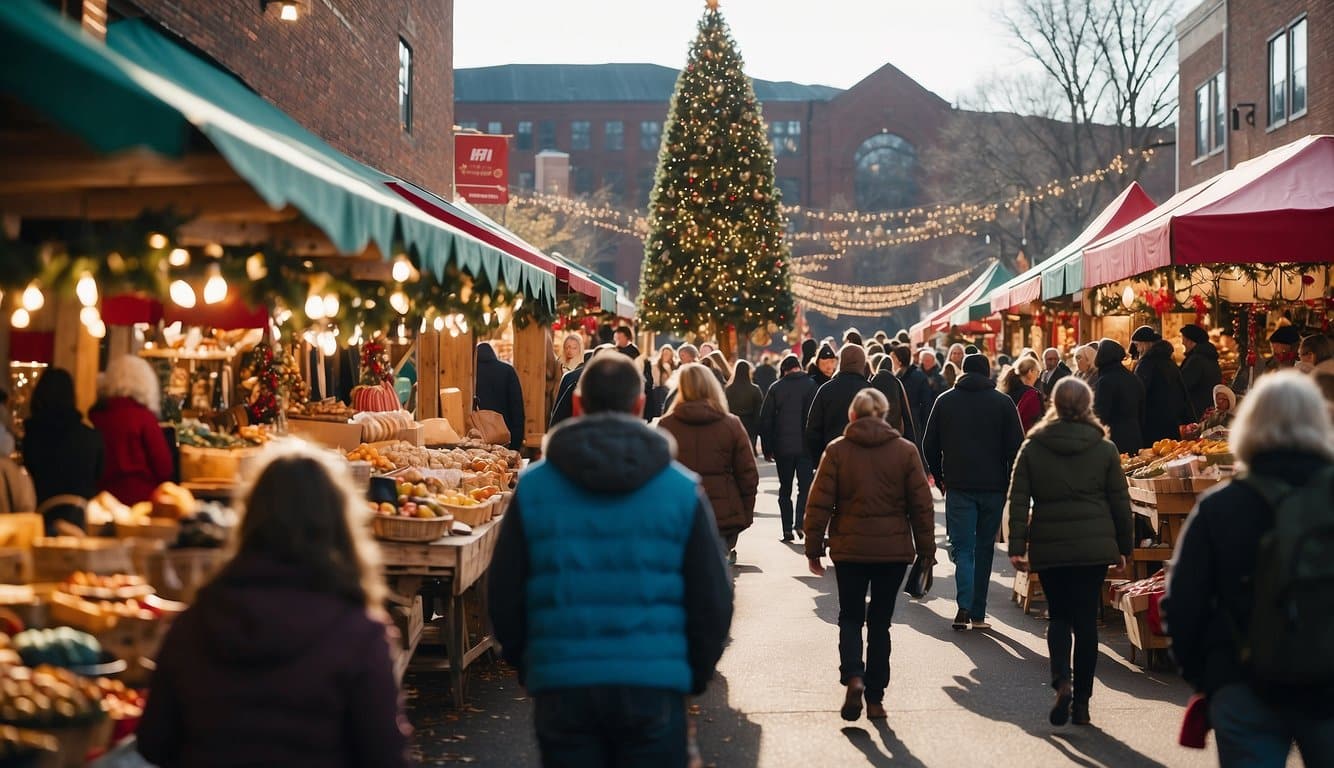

{"left": 488, "top": 353, "right": 734, "bottom": 768}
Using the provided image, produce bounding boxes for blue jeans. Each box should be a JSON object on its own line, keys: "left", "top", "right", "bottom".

{"left": 774, "top": 453, "right": 813, "bottom": 535}
{"left": 1211, "top": 683, "right": 1334, "bottom": 767}
{"left": 534, "top": 686, "right": 687, "bottom": 768}
{"left": 944, "top": 490, "right": 1005, "bottom": 619}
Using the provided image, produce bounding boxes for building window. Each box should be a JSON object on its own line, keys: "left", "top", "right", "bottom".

{"left": 603, "top": 169, "right": 625, "bottom": 202}
{"left": 571, "top": 121, "right": 591, "bottom": 151}
{"left": 397, "top": 38, "right": 412, "bottom": 132}
{"left": 1269, "top": 18, "right": 1307, "bottom": 126}
{"left": 487, "top": 121, "right": 502, "bottom": 135}
{"left": 771, "top": 120, "right": 801, "bottom": 156}
{"left": 516, "top": 121, "right": 533, "bottom": 150}
{"left": 854, "top": 133, "right": 917, "bottom": 212}
{"left": 640, "top": 121, "right": 661, "bottom": 152}
{"left": 637, "top": 167, "right": 656, "bottom": 206}
{"left": 518, "top": 171, "right": 534, "bottom": 190}
{"left": 605, "top": 121, "right": 624, "bottom": 151}
{"left": 573, "top": 166, "right": 594, "bottom": 195}
{"left": 1195, "top": 73, "right": 1225, "bottom": 158}
{"left": 459, "top": 121, "right": 478, "bottom": 131}
{"left": 776, "top": 177, "right": 801, "bottom": 205}
{"left": 539, "top": 120, "right": 556, "bottom": 150}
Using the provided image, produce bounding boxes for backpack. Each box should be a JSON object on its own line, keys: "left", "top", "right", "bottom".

{"left": 1233, "top": 466, "right": 1334, "bottom": 687}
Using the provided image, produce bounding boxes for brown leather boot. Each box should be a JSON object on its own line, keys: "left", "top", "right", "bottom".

{"left": 865, "top": 701, "right": 887, "bottom": 720}
{"left": 841, "top": 677, "right": 865, "bottom": 721}
{"left": 1049, "top": 680, "right": 1073, "bottom": 726}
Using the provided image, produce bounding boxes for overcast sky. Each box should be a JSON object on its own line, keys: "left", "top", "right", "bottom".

{"left": 454, "top": 1, "right": 1195, "bottom": 104}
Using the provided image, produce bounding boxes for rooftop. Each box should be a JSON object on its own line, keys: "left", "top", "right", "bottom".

{"left": 455, "top": 63, "right": 843, "bottom": 103}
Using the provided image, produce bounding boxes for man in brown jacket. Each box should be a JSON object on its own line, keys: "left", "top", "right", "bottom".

{"left": 804, "top": 388, "right": 937, "bottom": 722}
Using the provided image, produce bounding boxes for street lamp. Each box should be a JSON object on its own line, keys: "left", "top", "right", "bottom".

{"left": 261, "top": 0, "right": 304, "bottom": 22}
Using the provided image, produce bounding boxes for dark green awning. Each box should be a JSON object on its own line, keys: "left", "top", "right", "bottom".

{"left": 0, "top": 3, "right": 555, "bottom": 311}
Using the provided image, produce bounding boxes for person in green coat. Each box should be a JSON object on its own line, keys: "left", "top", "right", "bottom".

{"left": 1006, "top": 377, "right": 1133, "bottom": 729}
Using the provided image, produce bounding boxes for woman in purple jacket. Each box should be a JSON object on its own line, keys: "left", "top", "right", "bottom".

{"left": 138, "top": 441, "right": 410, "bottom": 768}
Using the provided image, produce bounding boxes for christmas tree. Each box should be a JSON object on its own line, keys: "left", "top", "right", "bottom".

{"left": 637, "top": 0, "right": 792, "bottom": 357}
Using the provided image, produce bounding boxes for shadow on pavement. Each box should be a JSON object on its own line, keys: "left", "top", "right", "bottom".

{"left": 693, "top": 672, "right": 762, "bottom": 768}
{"left": 841, "top": 722, "right": 928, "bottom": 768}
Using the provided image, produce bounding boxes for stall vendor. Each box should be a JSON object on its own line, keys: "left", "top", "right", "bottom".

{"left": 1198, "top": 385, "right": 1237, "bottom": 433}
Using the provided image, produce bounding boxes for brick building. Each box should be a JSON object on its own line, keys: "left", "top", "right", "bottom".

{"left": 1178, "top": 0, "right": 1330, "bottom": 190}
{"left": 455, "top": 62, "right": 954, "bottom": 289}
{"left": 97, "top": 0, "right": 455, "bottom": 196}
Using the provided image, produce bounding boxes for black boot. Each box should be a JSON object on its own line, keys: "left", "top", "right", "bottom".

{"left": 1071, "top": 698, "right": 1091, "bottom": 726}
{"left": 1049, "top": 680, "right": 1073, "bottom": 726}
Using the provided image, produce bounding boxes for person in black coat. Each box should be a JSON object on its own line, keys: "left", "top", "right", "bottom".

{"left": 808, "top": 343, "right": 837, "bottom": 388}
{"left": 870, "top": 356, "right": 916, "bottom": 443}
{"left": 20, "top": 368, "right": 104, "bottom": 534}
{"left": 805, "top": 344, "right": 872, "bottom": 463}
{"left": 1092, "top": 339, "right": 1146, "bottom": 454}
{"left": 475, "top": 342, "right": 525, "bottom": 451}
{"left": 1130, "top": 326, "right": 1195, "bottom": 444}
{"left": 613, "top": 326, "right": 656, "bottom": 420}
{"left": 1178, "top": 324, "right": 1222, "bottom": 419}
{"left": 1164, "top": 373, "right": 1334, "bottom": 763}
{"left": 892, "top": 346, "right": 932, "bottom": 443}
{"left": 759, "top": 355, "right": 817, "bottom": 541}
{"left": 548, "top": 350, "right": 593, "bottom": 429}
{"left": 1040, "top": 348, "right": 1073, "bottom": 397}
{"left": 752, "top": 354, "right": 778, "bottom": 396}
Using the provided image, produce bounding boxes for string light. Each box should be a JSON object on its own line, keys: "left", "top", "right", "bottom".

{"left": 168, "top": 279, "right": 196, "bottom": 308}
{"left": 203, "top": 264, "right": 228, "bottom": 304}
{"left": 791, "top": 264, "right": 980, "bottom": 315}
{"left": 21, "top": 282, "right": 44, "bottom": 312}
{"left": 75, "top": 272, "right": 98, "bottom": 308}
{"left": 10, "top": 308, "right": 30, "bottom": 329}
{"left": 168, "top": 248, "right": 190, "bottom": 267}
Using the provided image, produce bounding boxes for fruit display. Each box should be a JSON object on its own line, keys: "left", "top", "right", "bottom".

{"left": 11, "top": 629, "right": 101, "bottom": 670}
{"left": 176, "top": 419, "right": 268, "bottom": 448}
{"left": 1122, "top": 439, "right": 1230, "bottom": 478}
{"left": 346, "top": 444, "right": 396, "bottom": 473}
{"left": 0, "top": 664, "right": 105, "bottom": 727}
{"left": 352, "top": 410, "right": 415, "bottom": 442}
{"left": 59, "top": 574, "right": 152, "bottom": 602}
{"left": 96, "top": 677, "right": 144, "bottom": 724}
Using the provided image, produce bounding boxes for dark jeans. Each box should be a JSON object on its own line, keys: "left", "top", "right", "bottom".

{"left": 534, "top": 686, "right": 687, "bottom": 768}
{"left": 1211, "top": 683, "right": 1334, "bottom": 767}
{"left": 1038, "top": 565, "right": 1106, "bottom": 701}
{"left": 774, "top": 453, "right": 813, "bottom": 535}
{"left": 834, "top": 561, "right": 909, "bottom": 705}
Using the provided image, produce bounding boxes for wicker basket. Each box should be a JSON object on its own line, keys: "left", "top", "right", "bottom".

{"left": 444, "top": 499, "right": 493, "bottom": 527}
{"left": 371, "top": 514, "right": 453, "bottom": 543}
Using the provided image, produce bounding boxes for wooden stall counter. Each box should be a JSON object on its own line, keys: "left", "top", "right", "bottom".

{"left": 378, "top": 518, "right": 503, "bottom": 706}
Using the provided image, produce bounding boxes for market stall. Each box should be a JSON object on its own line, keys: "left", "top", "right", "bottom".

{"left": 909, "top": 260, "right": 1011, "bottom": 347}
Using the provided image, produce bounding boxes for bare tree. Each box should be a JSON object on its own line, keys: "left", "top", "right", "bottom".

{"left": 925, "top": 0, "right": 1178, "bottom": 273}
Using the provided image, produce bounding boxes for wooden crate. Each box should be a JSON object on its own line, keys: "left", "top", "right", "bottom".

{"left": 1120, "top": 592, "right": 1170, "bottom": 664}
{"left": 1012, "top": 569, "right": 1044, "bottom": 614}
{"left": 0, "top": 547, "right": 32, "bottom": 584}
{"left": 0, "top": 514, "right": 43, "bottom": 549}
{"left": 31, "top": 539, "right": 133, "bottom": 582}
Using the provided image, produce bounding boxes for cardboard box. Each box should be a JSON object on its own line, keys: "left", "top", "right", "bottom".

{"left": 288, "top": 418, "right": 364, "bottom": 451}
{"left": 440, "top": 388, "right": 464, "bottom": 435}
{"left": 396, "top": 424, "right": 425, "bottom": 447}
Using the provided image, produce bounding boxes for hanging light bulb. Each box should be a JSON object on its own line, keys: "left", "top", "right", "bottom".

{"left": 396, "top": 322, "right": 408, "bottom": 344}
{"left": 318, "top": 331, "right": 337, "bottom": 357}
{"left": 1121, "top": 286, "right": 1136, "bottom": 309}
{"left": 203, "top": 264, "right": 228, "bottom": 304}
{"left": 10, "top": 308, "right": 30, "bottom": 329}
{"left": 245, "top": 252, "right": 267, "bottom": 280}
{"left": 21, "top": 282, "right": 44, "bottom": 312}
{"left": 457, "top": 315, "right": 469, "bottom": 335}
{"left": 87, "top": 317, "right": 106, "bottom": 339}
{"left": 80, "top": 306, "right": 100, "bottom": 327}
{"left": 391, "top": 256, "right": 412, "bottom": 283}
{"left": 433, "top": 315, "right": 445, "bottom": 332}
{"left": 304, "top": 292, "right": 326, "bottom": 320}
{"left": 75, "top": 272, "right": 98, "bottom": 308}
{"left": 147, "top": 233, "right": 169, "bottom": 250}
{"left": 169, "top": 280, "right": 196, "bottom": 308}
{"left": 389, "top": 290, "right": 409, "bottom": 315}
{"left": 168, "top": 248, "right": 191, "bottom": 267}
{"left": 322, "top": 293, "right": 340, "bottom": 318}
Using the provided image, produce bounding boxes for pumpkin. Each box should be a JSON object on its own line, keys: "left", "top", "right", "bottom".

{"left": 352, "top": 381, "right": 400, "bottom": 412}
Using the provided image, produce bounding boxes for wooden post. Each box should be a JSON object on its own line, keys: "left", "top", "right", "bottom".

{"left": 511, "top": 322, "right": 548, "bottom": 448}
{"left": 51, "top": 298, "right": 99, "bottom": 414}
{"left": 418, "top": 330, "right": 439, "bottom": 419}
{"left": 438, "top": 330, "right": 475, "bottom": 428}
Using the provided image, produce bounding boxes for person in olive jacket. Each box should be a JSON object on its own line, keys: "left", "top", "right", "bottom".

{"left": 1130, "top": 325, "right": 1196, "bottom": 444}
{"left": 758, "top": 355, "right": 818, "bottom": 541}
{"left": 659, "top": 364, "right": 760, "bottom": 566}
{"left": 1092, "top": 339, "right": 1146, "bottom": 454}
{"left": 1178, "top": 324, "right": 1222, "bottom": 419}
{"left": 805, "top": 388, "right": 936, "bottom": 723}
{"left": 1007, "top": 378, "right": 1133, "bottom": 728}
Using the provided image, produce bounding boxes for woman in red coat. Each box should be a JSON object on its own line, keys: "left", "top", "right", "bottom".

{"left": 89, "top": 355, "right": 173, "bottom": 504}
{"left": 1001, "top": 357, "right": 1046, "bottom": 433}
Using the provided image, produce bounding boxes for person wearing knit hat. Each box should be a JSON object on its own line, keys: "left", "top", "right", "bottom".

{"left": 801, "top": 338, "right": 818, "bottom": 369}
{"left": 804, "top": 344, "right": 874, "bottom": 464}
{"left": 809, "top": 343, "right": 838, "bottom": 387}
{"left": 1133, "top": 324, "right": 1196, "bottom": 443}
{"left": 1179, "top": 324, "right": 1222, "bottom": 418}
{"left": 921, "top": 351, "right": 1024, "bottom": 631}
{"left": 964, "top": 345, "right": 980, "bottom": 356}
{"left": 843, "top": 328, "right": 864, "bottom": 347}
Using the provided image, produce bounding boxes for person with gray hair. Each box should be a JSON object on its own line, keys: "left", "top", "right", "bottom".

{"left": 1040, "top": 347, "right": 1072, "bottom": 397}
{"left": 1165, "top": 371, "right": 1334, "bottom": 766}
{"left": 89, "top": 355, "right": 173, "bottom": 505}
{"left": 1007, "top": 377, "right": 1132, "bottom": 727}
{"left": 805, "top": 387, "right": 936, "bottom": 722}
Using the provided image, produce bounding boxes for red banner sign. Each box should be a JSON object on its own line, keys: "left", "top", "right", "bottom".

{"left": 455, "top": 133, "right": 509, "bottom": 205}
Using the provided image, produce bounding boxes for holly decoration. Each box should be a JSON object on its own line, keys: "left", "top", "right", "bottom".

{"left": 360, "top": 340, "right": 393, "bottom": 385}
{"left": 239, "top": 343, "right": 308, "bottom": 424}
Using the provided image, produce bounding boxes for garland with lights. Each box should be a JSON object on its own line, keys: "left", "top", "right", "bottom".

{"left": 238, "top": 342, "right": 308, "bottom": 424}
{"left": 791, "top": 264, "right": 979, "bottom": 315}
{"left": 637, "top": 4, "right": 793, "bottom": 342}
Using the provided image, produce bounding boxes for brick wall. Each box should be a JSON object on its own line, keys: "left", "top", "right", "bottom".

{"left": 1179, "top": 35, "right": 1226, "bottom": 189}
{"left": 127, "top": 0, "right": 454, "bottom": 196}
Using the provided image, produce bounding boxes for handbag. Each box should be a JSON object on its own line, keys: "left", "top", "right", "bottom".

{"left": 468, "top": 408, "right": 512, "bottom": 446}
{"left": 903, "top": 554, "right": 934, "bottom": 599}
{"left": 1178, "top": 693, "right": 1210, "bottom": 748}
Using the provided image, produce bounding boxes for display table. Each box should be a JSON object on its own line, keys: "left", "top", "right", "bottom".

{"left": 378, "top": 518, "right": 502, "bottom": 706}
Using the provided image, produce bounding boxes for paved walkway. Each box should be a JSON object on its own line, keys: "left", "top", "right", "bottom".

{"left": 408, "top": 461, "right": 1242, "bottom": 766}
